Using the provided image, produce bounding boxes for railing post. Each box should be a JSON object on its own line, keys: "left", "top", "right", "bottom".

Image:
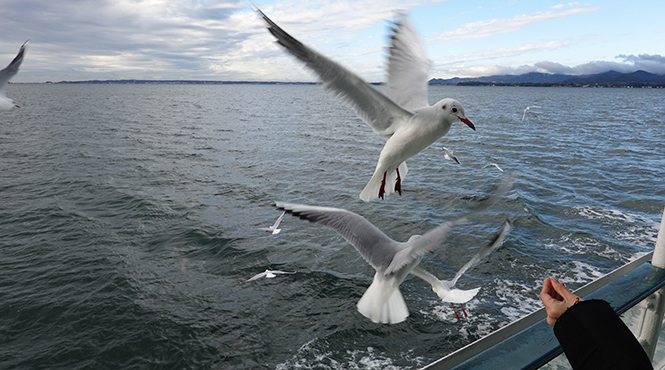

{"left": 636, "top": 206, "right": 665, "bottom": 359}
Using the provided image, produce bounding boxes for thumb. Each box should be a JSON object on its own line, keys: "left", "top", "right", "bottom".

{"left": 551, "top": 278, "right": 579, "bottom": 304}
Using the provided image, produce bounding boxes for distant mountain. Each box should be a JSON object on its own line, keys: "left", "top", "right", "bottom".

{"left": 430, "top": 70, "right": 665, "bottom": 87}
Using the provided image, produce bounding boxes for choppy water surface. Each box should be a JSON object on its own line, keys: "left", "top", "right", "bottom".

{"left": 1, "top": 84, "right": 664, "bottom": 369}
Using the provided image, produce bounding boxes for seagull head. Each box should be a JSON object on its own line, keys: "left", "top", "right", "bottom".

{"left": 437, "top": 99, "right": 475, "bottom": 131}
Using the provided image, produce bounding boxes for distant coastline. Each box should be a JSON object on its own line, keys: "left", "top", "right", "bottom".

{"left": 12, "top": 69, "right": 665, "bottom": 88}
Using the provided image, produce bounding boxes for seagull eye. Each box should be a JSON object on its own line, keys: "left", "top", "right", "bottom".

{"left": 452, "top": 107, "right": 458, "bottom": 113}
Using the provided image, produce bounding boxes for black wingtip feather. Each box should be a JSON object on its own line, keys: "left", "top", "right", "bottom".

{"left": 273, "top": 202, "right": 317, "bottom": 223}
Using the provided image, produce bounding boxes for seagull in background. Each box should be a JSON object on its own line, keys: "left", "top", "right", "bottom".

{"left": 259, "top": 211, "right": 286, "bottom": 234}
{"left": 246, "top": 269, "right": 296, "bottom": 282}
{"left": 442, "top": 147, "right": 461, "bottom": 165}
{"left": 0, "top": 41, "right": 28, "bottom": 110}
{"left": 411, "top": 220, "right": 511, "bottom": 320}
{"left": 522, "top": 105, "right": 541, "bottom": 121}
{"left": 258, "top": 10, "right": 476, "bottom": 202}
{"left": 482, "top": 163, "right": 504, "bottom": 172}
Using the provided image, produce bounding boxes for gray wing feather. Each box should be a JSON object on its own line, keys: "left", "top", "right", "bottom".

{"left": 386, "top": 13, "right": 430, "bottom": 111}
{"left": 385, "top": 175, "right": 514, "bottom": 274}
{"left": 258, "top": 10, "right": 413, "bottom": 138}
{"left": 275, "top": 202, "right": 400, "bottom": 271}
{"left": 0, "top": 41, "right": 28, "bottom": 93}
{"left": 450, "top": 220, "right": 511, "bottom": 287}
{"left": 385, "top": 216, "right": 466, "bottom": 275}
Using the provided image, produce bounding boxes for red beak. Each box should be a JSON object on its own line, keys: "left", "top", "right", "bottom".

{"left": 458, "top": 117, "right": 475, "bottom": 131}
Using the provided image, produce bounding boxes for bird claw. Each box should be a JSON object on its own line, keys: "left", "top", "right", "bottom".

{"left": 451, "top": 303, "right": 468, "bottom": 321}
{"left": 395, "top": 168, "right": 402, "bottom": 195}
{"left": 379, "top": 172, "right": 387, "bottom": 199}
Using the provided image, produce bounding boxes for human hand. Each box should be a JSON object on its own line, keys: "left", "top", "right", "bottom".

{"left": 539, "top": 277, "right": 582, "bottom": 326}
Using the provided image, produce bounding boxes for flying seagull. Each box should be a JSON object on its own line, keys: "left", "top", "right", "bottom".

{"left": 258, "top": 10, "right": 475, "bottom": 202}
{"left": 259, "top": 211, "right": 286, "bottom": 234}
{"left": 482, "top": 163, "right": 504, "bottom": 172}
{"left": 246, "top": 269, "right": 296, "bottom": 282}
{"left": 522, "top": 105, "right": 541, "bottom": 122}
{"left": 411, "top": 220, "right": 511, "bottom": 320}
{"left": 0, "top": 41, "right": 28, "bottom": 110}
{"left": 273, "top": 177, "right": 510, "bottom": 324}
{"left": 442, "top": 147, "right": 461, "bottom": 165}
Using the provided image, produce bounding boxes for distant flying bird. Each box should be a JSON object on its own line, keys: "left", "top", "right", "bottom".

{"left": 521, "top": 105, "right": 541, "bottom": 121}
{"left": 411, "top": 220, "right": 511, "bottom": 320}
{"left": 246, "top": 269, "right": 296, "bottom": 282}
{"left": 482, "top": 163, "right": 504, "bottom": 172}
{"left": 0, "top": 41, "right": 28, "bottom": 110}
{"left": 442, "top": 147, "right": 461, "bottom": 165}
{"left": 273, "top": 178, "right": 510, "bottom": 324}
{"left": 259, "top": 211, "right": 286, "bottom": 234}
{"left": 258, "top": 10, "right": 475, "bottom": 202}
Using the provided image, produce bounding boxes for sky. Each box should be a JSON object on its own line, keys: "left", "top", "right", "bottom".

{"left": 2, "top": 0, "right": 664, "bottom": 83}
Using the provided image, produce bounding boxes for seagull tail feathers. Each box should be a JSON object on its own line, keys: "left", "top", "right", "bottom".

{"left": 359, "top": 162, "right": 408, "bottom": 202}
{"left": 356, "top": 272, "right": 409, "bottom": 324}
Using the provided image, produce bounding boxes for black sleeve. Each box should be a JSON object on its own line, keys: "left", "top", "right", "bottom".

{"left": 553, "top": 299, "right": 653, "bottom": 370}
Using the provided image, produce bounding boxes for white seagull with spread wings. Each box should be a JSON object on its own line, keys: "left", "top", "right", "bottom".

{"left": 273, "top": 178, "right": 510, "bottom": 324}
{"left": 259, "top": 211, "right": 286, "bottom": 234}
{"left": 258, "top": 10, "right": 475, "bottom": 201}
{"left": 411, "top": 220, "right": 511, "bottom": 320}
{"left": 0, "top": 41, "right": 28, "bottom": 110}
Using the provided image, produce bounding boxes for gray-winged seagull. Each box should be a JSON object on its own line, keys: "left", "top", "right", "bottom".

{"left": 258, "top": 10, "right": 475, "bottom": 201}
{"left": 411, "top": 220, "right": 511, "bottom": 319}
{"left": 273, "top": 178, "right": 510, "bottom": 324}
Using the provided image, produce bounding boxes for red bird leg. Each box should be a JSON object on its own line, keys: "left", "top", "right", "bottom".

{"left": 395, "top": 168, "right": 402, "bottom": 195}
{"left": 461, "top": 304, "right": 468, "bottom": 318}
{"left": 451, "top": 303, "right": 461, "bottom": 321}
{"left": 379, "top": 172, "right": 387, "bottom": 199}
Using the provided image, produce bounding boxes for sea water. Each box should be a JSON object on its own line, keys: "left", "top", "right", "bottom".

{"left": 1, "top": 83, "right": 664, "bottom": 369}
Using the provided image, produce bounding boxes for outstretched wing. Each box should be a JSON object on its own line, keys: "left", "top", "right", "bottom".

{"left": 275, "top": 202, "right": 400, "bottom": 271}
{"left": 450, "top": 220, "right": 511, "bottom": 287}
{"left": 386, "top": 13, "right": 430, "bottom": 111}
{"left": 258, "top": 9, "right": 413, "bottom": 138}
{"left": 0, "top": 41, "right": 28, "bottom": 93}
{"left": 385, "top": 175, "right": 514, "bottom": 274}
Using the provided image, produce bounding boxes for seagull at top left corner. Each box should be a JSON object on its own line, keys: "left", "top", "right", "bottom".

{"left": 256, "top": 9, "right": 476, "bottom": 202}
{"left": 0, "top": 41, "right": 28, "bottom": 111}
{"left": 258, "top": 211, "right": 286, "bottom": 234}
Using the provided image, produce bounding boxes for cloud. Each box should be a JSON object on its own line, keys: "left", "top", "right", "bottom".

{"left": 1, "top": 0, "right": 249, "bottom": 81}
{"left": 435, "top": 41, "right": 570, "bottom": 66}
{"left": 437, "top": 6, "right": 599, "bottom": 41}
{"left": 441, "top": 54, "right": 665, "bottom": 78}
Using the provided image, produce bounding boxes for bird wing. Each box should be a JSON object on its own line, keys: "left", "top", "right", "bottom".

{"left": 450, "top": 220, "right": 511, "bottom": 287}
{"left": 0, "top": 41, "right": 28, "bottom": 94}
{"left": 246, "top": 270, "right": 268, "bottom": 282}
{"left": 410, "top": 267, "right": 445, "bottom": 288}
{"left": 385, "top": 215, "right": 467, "bottom": 275}
{"left": 271, "top": 270, "right": 296, "bottom": 275}
{"left": 275, "top": 202, "right": 399, "bottom": 271}
{"left": 386, "top": 13, "right": 431, "bottom": 111}
{"left": 258, "top": 9, "right": 413, "bottom": 138}
{"left": 272, "top": 211, "right": 286, "bottom": 228}
{"left": 385, "top": 175, "right": 513, "bottom": 275}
